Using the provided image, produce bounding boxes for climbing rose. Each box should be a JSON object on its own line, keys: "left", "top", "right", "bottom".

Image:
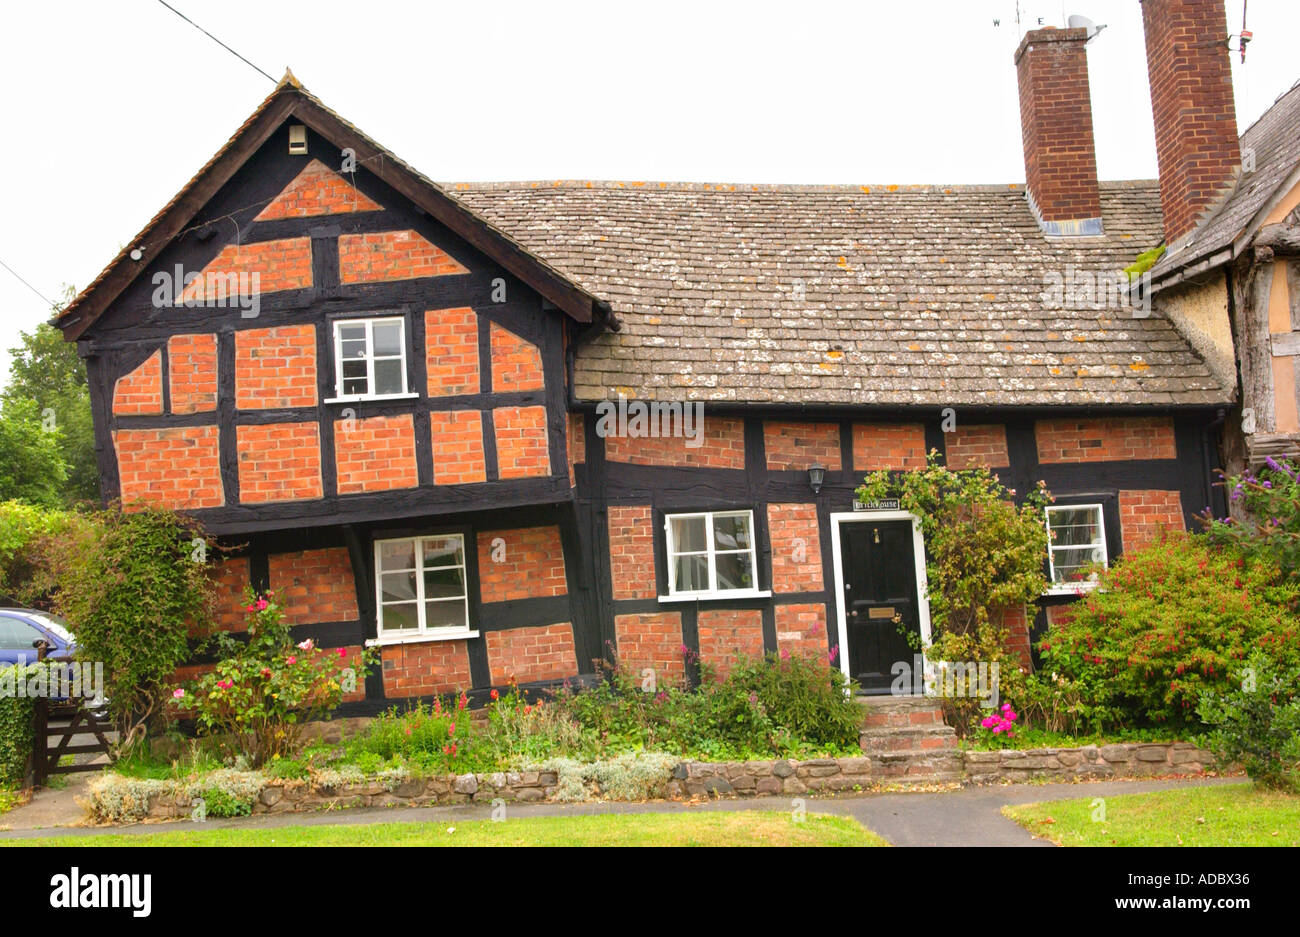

{"left": 172, "top": 688, "right": 185, "bottom": 699}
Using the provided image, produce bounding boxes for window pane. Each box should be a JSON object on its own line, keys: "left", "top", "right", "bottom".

{"left": 714, "top": 551, "right": 755, "bottom": 591}
{"left": 373, "top": 322, "right": 403, "bottom": 356}
{"left": 1049, "top": 508, "right": 1101, "bottom": 546}
{"left": 381, "top": 571, "right": 417, "bottom": 602}
{"left": 341, "top": 338, "right": 368, "bottom": 360}
{"left": 673, "top": 554, "right": 709, "bottom": 592}
{"left": 713, "top": 514, "right": 751, "bottom": 551}
{"left": 422, "top": 537, "right": 464, "bottom": 569}
{"left": 670, "top": 516, "right": 707, "bottom": 553}
{"left": 424, "top": 566, "right": 465, "bottom": 599}
{"left": 1051, "top": 547, "right": 1106, "bottom": 582}
{"left": 378, "top": 541, "right": 415, "bottom": 571}
{"left": 342, "top": 376, "right": 368, "bottom": 396}
{"left": 379, "top": 602, "right": 419, "bottom": 632}
{"left": 424, "top": 599, "right": 467, "bottom": 631}
{"left": 338, "top": 324, "right": 366, "bottom": 343}
{"left": 373, "top": 358, "right": 404, "bottom": 395}
{"left": 0, "top": 618, "right": 41, "bottom": 650}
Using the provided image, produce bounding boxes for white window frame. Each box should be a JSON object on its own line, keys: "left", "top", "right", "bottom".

{"left": 325, "top": 316, "right": 418, "bottom": 403}
{"left": 369, "top": 533, "right": 477, "bottom": 645}
{"left": 1044, "top": 503, "right": 1108, "bottom": 595}
{"left": 660, "top": 509, "right": 768, "bottom": 601}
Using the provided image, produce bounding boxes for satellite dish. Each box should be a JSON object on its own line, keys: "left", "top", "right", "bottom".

{"left": 1068, "top": 14, "right": 1108, "bottom": 41}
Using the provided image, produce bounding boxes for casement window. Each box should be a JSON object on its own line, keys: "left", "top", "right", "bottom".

{"left": 329, "top": 316, "right": 414, "bottom": 401}
{"left": 374, "top": 534, "right": 473, "bottom": 639}
{"left": 1045, "top": 504, "right": 1108, "bottom": 592}
{"left": 663, "top": 510, "right": 763, "bottom": 599}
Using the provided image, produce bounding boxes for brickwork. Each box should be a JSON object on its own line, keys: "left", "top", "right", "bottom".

{"left": 486, "top": 623, "right": 577, "bottom": 685}
{"left": 339, "top": 231, "right": 468, "bottom": 283}
{"left": 236, "top": 422, "right": 323, "bottom": 503}
{"left": 767, "top": 503, "right": 823, "bottom": 593}
{"left": 1035, "top": 417, "right": 1175, "bottom": 463}
{"left": 235, "top": 325, "right": 317, "bottom": 410}
{"left": 334, "top": 414, "right": 419, "bottom": 494}
{"left": 425, "top": 307, "right": 479, "bottom": 396}
{"left": 763, "top": 421, "right": 842, "bottom": 471}
{"left": 167, "top": 334, "right": 218, "bottom": 414}
{"left": 116, "top": 426, "right": 223, "bottom": 509}
{"left": 475, "top": 526, "right": 567, "bottom": 603}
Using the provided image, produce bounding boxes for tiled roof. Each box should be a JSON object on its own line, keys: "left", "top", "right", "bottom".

{"left": 454, "top": 180, "right": 1229, "bottom": 407}
{"left": 1151, "top": 80, "right": 1300, "bottom": 280}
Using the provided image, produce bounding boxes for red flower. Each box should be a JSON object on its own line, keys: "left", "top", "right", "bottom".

{"left": 490, "top": 689, "right": 499, "bottom": 700}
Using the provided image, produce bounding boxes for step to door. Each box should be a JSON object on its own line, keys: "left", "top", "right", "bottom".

{"left": 855, "top": 695, "right": 959, "bottom": 755}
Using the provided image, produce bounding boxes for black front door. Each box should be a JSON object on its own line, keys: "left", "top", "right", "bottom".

{"left": 840, "top": 520, "right": 921, "bottom": 694}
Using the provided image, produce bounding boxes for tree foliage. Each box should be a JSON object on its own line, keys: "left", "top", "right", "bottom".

{"left": 3, "top": 316, "right": 99, "bottom": 506}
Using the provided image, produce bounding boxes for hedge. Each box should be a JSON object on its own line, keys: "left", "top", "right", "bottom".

{"left": 0, "top": 664, "right": 37, "bottom": 786}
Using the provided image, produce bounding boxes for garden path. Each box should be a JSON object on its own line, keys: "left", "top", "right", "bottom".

{"left": 0, "top": 775, "right": 1241, "bottom": 845}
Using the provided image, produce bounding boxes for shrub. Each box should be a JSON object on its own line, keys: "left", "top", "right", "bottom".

{"left": 1204, "top": 457, "right": 1300, "bottom": 580}
{"left": 188, "top": 769, "right": 264, "bottom": 818}
{"left": 84, "top": 773, "right": 171, "bottom": 823}
{"left": 555, "top": 650, "right": 861, "bottom": 761}
{"left": 49, "top": 505, "right": 215, "bottom": 752}
{"left": 0, "top": 664, "right": 37, "bottom": 785}
{"left": 856, "top": 452, "right": 1051, "bottom": 640}
{"left": 1197, "top": 652, "right": 1300, "bottom": 793}
{"left": 721, "top": 653, "right": 862, "bottom": 752}
{"left": 176, "top": 590, "right": 375, "bottom": 767}
{"left": 536, "top": 751, "right": 677, "bottom": 802}
{"left": 1039, "top": 531, "right": 1300, "bottom": 731}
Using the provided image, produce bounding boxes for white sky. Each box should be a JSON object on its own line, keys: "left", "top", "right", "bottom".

{"left": 2, "top": 0, "right": 1296, "bottom": 385}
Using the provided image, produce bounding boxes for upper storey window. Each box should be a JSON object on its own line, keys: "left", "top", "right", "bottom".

{"left": 329, "top": 316, "right": 414, "bottom": 401}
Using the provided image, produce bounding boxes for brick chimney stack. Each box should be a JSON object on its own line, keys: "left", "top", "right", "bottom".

{"left": 1141, "top": 0, "right": 1241, "bottom": 247}
{"left": 1014, "top": 26, "right": 1103, "bottom": 237}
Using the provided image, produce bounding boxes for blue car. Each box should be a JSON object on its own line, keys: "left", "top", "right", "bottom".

{"left": 0, "top": 608, "right": 76, "bottom": 666}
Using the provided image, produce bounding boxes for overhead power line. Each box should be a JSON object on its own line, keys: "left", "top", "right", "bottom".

{"left": 156, "top": 0, "right": 276, "bottom": 84}
{"left": 0, "top": 257, "right": 57, "bottom": 308}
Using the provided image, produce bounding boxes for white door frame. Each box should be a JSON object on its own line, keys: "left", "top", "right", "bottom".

{"left": 829, "top": 510, "right": 932, "bottom": 694}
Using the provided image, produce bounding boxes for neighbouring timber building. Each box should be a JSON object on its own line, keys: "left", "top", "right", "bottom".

{"left": 56, "top": 0, "right": 1300, "bottom": 707}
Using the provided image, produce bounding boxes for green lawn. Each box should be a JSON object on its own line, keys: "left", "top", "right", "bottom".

{"left": 1004, "top": 783, "right": 1300, "bottom": 846}
{"left": 2, "top": 810, "right": 888, "bottom": 847}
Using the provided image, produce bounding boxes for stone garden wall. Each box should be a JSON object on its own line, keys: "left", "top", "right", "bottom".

{"left": 963, "top": 742, "right": 1214, "bottom": 784}
{"left": 130, "top": 741, "right": 1216, "bottom": 821}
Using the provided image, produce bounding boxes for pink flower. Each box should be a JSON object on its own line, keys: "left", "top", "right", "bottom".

{"left": 285, "top": 656, "right": 297, "bottom": 666}
{"left": 260, "top": 668, "right": 272, "bottom": 678}
{"left": 780, "top": 648, "right": 791, "bottom": 661}
{"left": 255, "top": 598, "right": 269, "bottom": 611}
{"left": 337, "top": 648, "right": 348, "bottom": 659}
{"left": 172, "top": 688, "right": 185, "bottom": 699}
{"left": 448, "top": 722, "right": 456, "bottom": 736}
{"left": 216, "top": 680, "right": 233, "bottom": 690}
{"left": 297, "top": 639, "right": 314, "bottom": 651}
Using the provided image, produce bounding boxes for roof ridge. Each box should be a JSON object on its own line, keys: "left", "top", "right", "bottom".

{"left": 446, "top": 179, "right": 1159, "bottom": 194}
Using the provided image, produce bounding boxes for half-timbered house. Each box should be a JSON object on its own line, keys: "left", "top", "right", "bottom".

{"left": 56, "top": 0, "right": 1281, "bottom": 708}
